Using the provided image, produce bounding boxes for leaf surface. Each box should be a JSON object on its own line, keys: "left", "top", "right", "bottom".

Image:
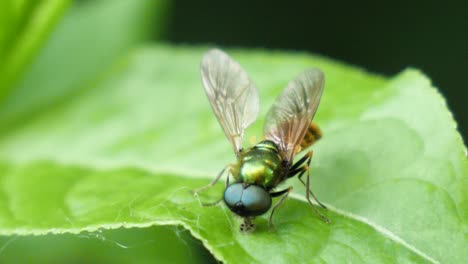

{"left": 0, "top": 46, "right": 466, "bottom": 263}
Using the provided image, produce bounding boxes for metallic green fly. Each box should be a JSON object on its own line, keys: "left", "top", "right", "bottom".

{"left": 194, "top": 49, "right": 329, "bottom": 232}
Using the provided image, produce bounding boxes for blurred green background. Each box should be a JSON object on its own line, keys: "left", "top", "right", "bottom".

{"left": 0, "top": 0, "right": 466, "bottom": 263}
{"left": 165, "top": 0, "right": 468, "bottom": 142}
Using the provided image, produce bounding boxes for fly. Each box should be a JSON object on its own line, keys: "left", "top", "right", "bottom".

{"left": 193, "top": 49, "right": 329, "bottom": 232}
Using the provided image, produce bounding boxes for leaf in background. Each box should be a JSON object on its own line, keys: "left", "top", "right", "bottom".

{"left": 0, "top": 0, "right": 170, "bottom": 133}
{"left": 0, "top": 226, "right": 215, "bottom": 263}
{"left": 0, "top": 46, "right": 466, "bottom": 263}
{"left": 0, "top": 0, "right": 72, "bottom": 101}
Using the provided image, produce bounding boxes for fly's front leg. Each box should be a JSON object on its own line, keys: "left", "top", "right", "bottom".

{"left": 192, "top": 164, "right": 232, "bottom": 195}
{"left": 199, "top": 168, "right": 233, "bottom": 207}
{"left": 268, "top": 187, "right": 292, "bottom": 228}
{"left": 193, "top": 164, "right": 233, "bottom": 207}
{"left": 199, "top": 197, "right": 223, "bottom": 207}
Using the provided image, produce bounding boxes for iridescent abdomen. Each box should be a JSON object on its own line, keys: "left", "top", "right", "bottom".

{"left": 235, "top": 140, "right": 286, "bottom": 189}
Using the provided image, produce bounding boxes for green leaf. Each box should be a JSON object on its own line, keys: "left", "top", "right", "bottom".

{"left": 0, "top": 226, "right": 215, "bottom": 263}
{"left": 0, "top": 46, "right": 466, "bottom": 263}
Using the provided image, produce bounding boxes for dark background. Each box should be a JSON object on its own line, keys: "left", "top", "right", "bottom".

{"left": 165, "top": 0, "right": 468, "bottom": 141}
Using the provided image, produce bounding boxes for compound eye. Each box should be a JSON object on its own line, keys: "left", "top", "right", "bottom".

{"left": 224, "top": 183, "right": 244, "bottom": 208}
{"left": 224, "top": 184, "right": 272, "bottom": 217}
{"left": 241, "top": 185, "right": 272, "bottom": 216}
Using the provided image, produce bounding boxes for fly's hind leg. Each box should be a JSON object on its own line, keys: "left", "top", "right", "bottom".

{"left": 290, "top": 151, "right": 327, "bottom": 209}
{"left": 290, "top": 151, "right": 330, "bottom": 223}
{"left": 298, "top": 168, "right": 330, "bottom": 223}
{"left": 268, "top": 187, "right": 293, "bottom": 228}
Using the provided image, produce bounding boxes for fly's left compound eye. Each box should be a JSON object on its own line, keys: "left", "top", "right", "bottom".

{"left": 224, "top": 183, "right": 272, "bottom": 217}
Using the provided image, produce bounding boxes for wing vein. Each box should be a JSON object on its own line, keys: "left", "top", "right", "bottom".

{"left": 264, "top": 69, "right": 325, "bottom": 161}
{"left": 201, "top": 49, "right": 259, "bottom": 154}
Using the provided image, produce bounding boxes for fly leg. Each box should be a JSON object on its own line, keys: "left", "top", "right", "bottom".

{"left": 290, "top": 151, "right": 330, "bottom": 223}
{"left": 298, "top": 168, "right": 330, "bottom": 223}
{"left": 288, "top": 151, "right": 311, "bottom": 172}
{"left": 199, "top": 197, "right": 223, "bottom": 207}
{"left": 289, "top": 151, "right": 327, "bottom": 209}
{"left": 193, "top": 164, "right": 232, "bottom": 207}
{"left": 192, "top": 164, "right": 231, "bottom": 194}
{"left": 200, "top": 173, "right": 231, "bottom": 207}
{"left": 268, "top": 187, "right": 292, "bottom": 228}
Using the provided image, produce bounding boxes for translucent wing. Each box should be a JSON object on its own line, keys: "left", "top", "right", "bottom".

{"left": 201, "top": 49, "right": 259, "bottom": 155}
{"left": 264, "top": 69, "right": 324, "bottom": 162}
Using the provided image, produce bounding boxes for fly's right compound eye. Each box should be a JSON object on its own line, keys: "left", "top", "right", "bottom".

{"left": 223, "top": 183, "right": 272, "bottom": 217}
{"left": 223, "top": 183, "right": 244, "bottom": 210}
